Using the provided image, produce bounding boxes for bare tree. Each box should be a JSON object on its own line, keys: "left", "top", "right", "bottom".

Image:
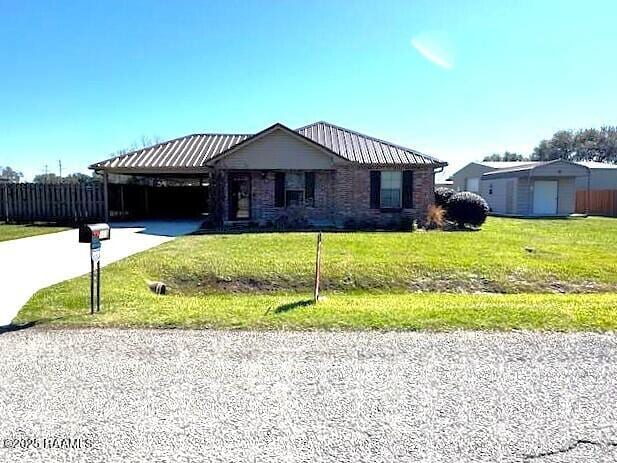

{"left": 110, "top": 134, "right": 163, "bottom": 157}
{"left": 0, "top": 166, "right": 23, "bottom": 183}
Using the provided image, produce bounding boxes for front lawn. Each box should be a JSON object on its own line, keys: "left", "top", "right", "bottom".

{"left": 15, "top": 217, "right": 617, "bottom": 330}
{"left": 0, "top": 223, "right": 69, "bottom": 242}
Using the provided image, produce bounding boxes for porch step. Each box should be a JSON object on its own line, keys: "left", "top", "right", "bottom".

{"left": 223, "top": 221, "right": 252, "bottom": 231}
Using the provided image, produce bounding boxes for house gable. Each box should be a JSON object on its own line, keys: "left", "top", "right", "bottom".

{"left": 209, "top": 125, "right": 346, "bottom": 170}
{"left": 450, "top": 162, "right": 496, "bottom": 190}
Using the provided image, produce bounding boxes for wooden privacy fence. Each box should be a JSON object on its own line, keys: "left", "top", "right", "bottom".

{"left": 575, "top": 189, "right": 617, "bottom": 217}
{"left": 1, "top": 183, "right": 106, "bottom": 223}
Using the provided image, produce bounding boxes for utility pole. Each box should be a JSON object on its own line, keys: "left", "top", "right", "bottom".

{"left": 44, "top": 164, "right": 48, "bottom": 183}
{"left": 58, "top": 160, "right": 62, "bottom": 183}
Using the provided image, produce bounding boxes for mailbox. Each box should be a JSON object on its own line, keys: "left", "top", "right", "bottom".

{"left": 79, "top": 223, "right": 110, "bottom": 315}
{"left": 79, "top": 223, "right": 111, "bottom": 243}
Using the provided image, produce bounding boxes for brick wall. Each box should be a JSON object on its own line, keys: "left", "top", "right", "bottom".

{"left": 332, "top": 166, "right": 435, "bottom": 226}
{"left": 219, "top": 166, "right": 435, "bottom": 227}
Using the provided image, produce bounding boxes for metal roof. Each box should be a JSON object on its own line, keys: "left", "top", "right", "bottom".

{"left": 477, "top": 161, "right": 540, "bottom": 169}
{"left": 91, "top": 133, "right": 251, "bottom": 170}
{"left": 577, "top": 160, "right": 617, "bottom": 169}
{"left": 482, "top": 159, "right": 589, "bottom": 178}
{"left": 91, "top": 121, "right": 445, "bottom": 171}
{"left": 297, "top": 121, "right": 444, "bottom": 166}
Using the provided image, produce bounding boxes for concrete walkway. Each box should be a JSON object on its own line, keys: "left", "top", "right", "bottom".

{"left": 0, "top": 220, "right": 201, "bottom": 326}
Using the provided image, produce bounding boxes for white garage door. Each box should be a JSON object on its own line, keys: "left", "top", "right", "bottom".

{"left": 533, "top": 180, "right": 558, "bottom": 214}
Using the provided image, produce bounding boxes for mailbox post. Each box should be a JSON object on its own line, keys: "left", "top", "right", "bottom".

{"left": 79, "top": 224, "right": 110, "bottom": 314}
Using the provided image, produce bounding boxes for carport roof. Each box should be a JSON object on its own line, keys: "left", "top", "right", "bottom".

{"left": 90, "top": 121, "right": 446, "bottom": 173}
{"left": 90, "top": 133, "right": 252, "bottom": 172}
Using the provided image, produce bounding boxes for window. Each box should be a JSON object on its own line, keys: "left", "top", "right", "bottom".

{"left": 275, "top": 172, "right": 316, "bottom": 207}
{"left": 285, "top": 172, "right": 304, "bottom": 207}
{"left": 380, "top": 171, "right": 402, "bottom": 208}
{"left": 285, "top": 190, "right": 304, "bottom": 206}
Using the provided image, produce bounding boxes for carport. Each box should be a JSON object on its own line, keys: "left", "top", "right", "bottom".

{"left": 88, "top": 133, "right": 248, "bottom": 220}
{"left": 106, "top": 176, "right": 210, "bottom": 220}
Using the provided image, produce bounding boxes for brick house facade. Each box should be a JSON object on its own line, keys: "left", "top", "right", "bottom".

{"left": 91, "top": 121, "right": 446, "bottom": 227}
{"left": 216, "top": 165, "right": 436, "bottom": 228}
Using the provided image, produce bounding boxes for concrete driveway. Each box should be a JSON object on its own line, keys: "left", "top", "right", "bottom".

{"left": 0, "top": 220, "right": 201, "bottom": 326}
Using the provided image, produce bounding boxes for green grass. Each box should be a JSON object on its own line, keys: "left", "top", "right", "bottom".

{"left": 127, "top": 216, "right": 617, "bottom": 293}
{"left": 15, "top": 217, "right": 617, "bottom": 331}
{"left": 0, "top": 223, "right": 69, "bottom": 242}
{"left": 17, "top": 289, "right": 617, "bottom": 331}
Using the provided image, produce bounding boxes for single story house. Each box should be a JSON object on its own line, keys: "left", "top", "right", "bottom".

{"left": 90, "top": 121, "right": 447, "bottom": 228}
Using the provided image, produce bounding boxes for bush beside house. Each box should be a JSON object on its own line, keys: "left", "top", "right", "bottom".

{"left": 430, "top": 188, "right": 489, "bottom": 230}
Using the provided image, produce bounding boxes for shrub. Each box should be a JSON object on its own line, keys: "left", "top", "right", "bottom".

{"left": 434, "top": 187, "right": 456, "bottom": 207}
{"left": 400, "top": 217, "right": 415, "bottom": 232}
{"left": 343, "top": 218, "right": 359, "bottom": 230}
{"left": 273, "top": 206, "right": 310, "bottom": 230}
{"left": 447, "top": 192, "right": 489, "bottom": 228}
{"left": 425, "top": 205, "right": 446, "bottom": 230}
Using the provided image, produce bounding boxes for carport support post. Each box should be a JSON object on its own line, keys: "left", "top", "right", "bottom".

{"left": 103, "top": 171, "right": 109, "bottom": 222}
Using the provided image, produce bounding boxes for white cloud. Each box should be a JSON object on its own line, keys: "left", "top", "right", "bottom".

{"left": 411, "top": 34, "right": 454, "bottom": 70}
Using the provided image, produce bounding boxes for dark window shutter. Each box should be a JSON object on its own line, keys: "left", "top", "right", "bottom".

{"left": 370, "top": 171, "right": 381, "bottom": 209}
{"left": 402, "top": 170, "right": 413, "bottom": 209}
{"left": 305, "top": 172, "right": 315, "bottom": 206}
{"left": 274, "top": 172, "right": 285, "bottom": 207}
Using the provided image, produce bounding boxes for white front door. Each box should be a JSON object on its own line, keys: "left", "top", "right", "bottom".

{"left": 533, "top": 180, "right": 558, "bottom": 215}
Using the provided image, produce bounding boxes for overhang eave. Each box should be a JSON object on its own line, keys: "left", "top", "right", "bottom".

{"left": 90, "top": 166, "right": 213, "bottom": 176}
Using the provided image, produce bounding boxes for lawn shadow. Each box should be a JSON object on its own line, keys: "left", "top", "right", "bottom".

{"left": 0, "top": 316, "right": 74, "bottom": 335}
{"left": 270, "top": 299, "right": 315, "bottom": 314}
{"left": 0, "top": 321, "right": 38, "bottom": 335}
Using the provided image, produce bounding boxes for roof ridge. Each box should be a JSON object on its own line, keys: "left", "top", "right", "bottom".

{"left": 301, "top": 120, "right": 442, "bottom": 163}
{"left": 294, "top": 121, "right": 323, "bottom": 131}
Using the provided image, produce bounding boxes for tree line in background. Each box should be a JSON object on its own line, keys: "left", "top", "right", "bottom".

{"left": 0, "top": 166, "right": 23, "bottom": 182}
{"left": 0, "top": 166, "right": 101, "bottom": 184}
{"left": 1, "top": 135, "right": 162, "bottom": 184}
{"left": 483, "top": 126, "right": 617, "bottom": 163}
{"left": 31, "top": 172, "right": 102, "bottom": 184}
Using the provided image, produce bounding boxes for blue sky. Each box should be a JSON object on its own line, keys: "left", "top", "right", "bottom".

{"left": 1, "top": 0, "right": 615, "bottom": 180}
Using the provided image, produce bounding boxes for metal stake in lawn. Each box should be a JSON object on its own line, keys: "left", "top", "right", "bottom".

{"left": 90, "top": 237, "right": 101, "bottom": 315}
{"left": 314, "top": 232, "right": 323, "bottom": 302}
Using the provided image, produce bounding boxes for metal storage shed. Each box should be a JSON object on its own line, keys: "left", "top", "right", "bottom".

{"left": 480, "top": 160, "right": 590, "bottom": 216}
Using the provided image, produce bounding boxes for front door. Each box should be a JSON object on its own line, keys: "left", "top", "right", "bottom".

{"left": 533, "top": 180, "right": 558, "bottom": 215}
{"left": 228, "top": 173, "right": 251, "bottom": 220}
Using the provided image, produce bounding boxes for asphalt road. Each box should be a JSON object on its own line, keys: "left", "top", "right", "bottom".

{"left": 1, "top": 329, "right": 616, "bottom": 462}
